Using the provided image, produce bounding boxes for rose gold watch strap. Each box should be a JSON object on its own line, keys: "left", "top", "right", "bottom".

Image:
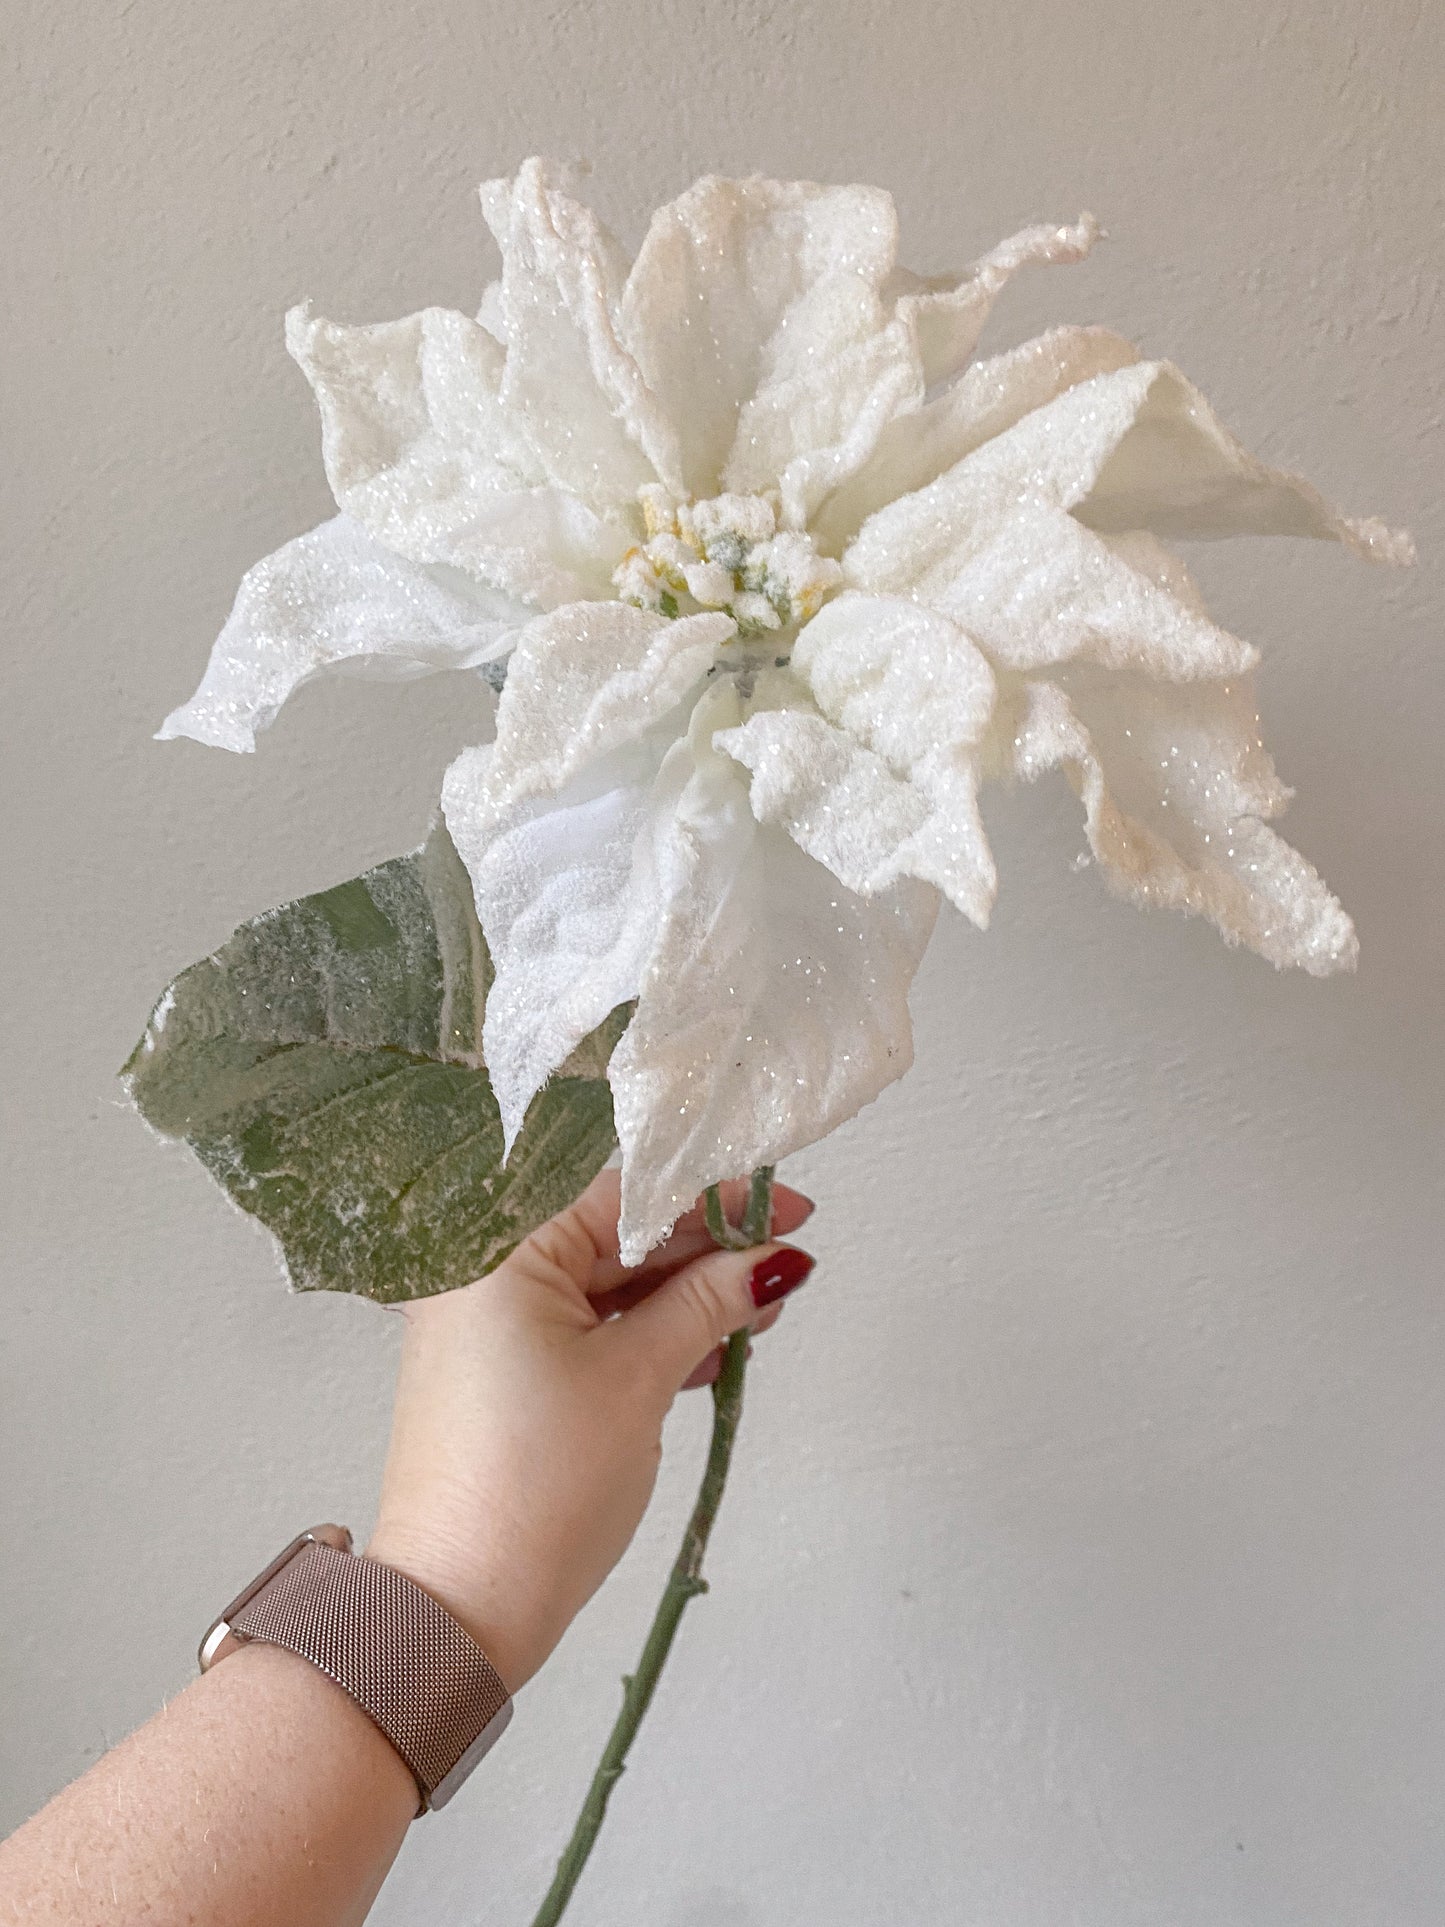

{"left": 228, "top": 1540, "right": 511, "bottom": 1810}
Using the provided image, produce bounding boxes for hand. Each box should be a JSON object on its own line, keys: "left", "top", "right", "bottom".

{"left": 365, "top": 1170, "right": 815, "bottom": 1691}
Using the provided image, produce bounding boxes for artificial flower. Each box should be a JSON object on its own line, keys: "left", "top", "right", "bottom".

{"left": 161, "top": 159, "right": 1409, "bottom": 1260}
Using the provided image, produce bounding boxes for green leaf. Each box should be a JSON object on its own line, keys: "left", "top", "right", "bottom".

{"left": 122, "top": 821, "right": 628, "bottom": 1303}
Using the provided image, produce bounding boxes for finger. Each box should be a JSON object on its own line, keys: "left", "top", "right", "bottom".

{"left": 604, "top": 1241, "right": 815, "bottom": 1391}
{"left": 678, "top": 1299, "right": 785, "bottom": 1385}
{"left": 532, "top": 1165, "right": 624, "bottom": 1279}
{"left": 682, "top": 1349, "right": 721, "bottom": 1390}
{"left": 585, "top": 1183, "right": 814, "bottom": 1306}
{"left": 682, "top": 1342, "right": 746, "bottom": 1390}
{"left": 596, "top": 1248, "right": 802, "bottom": 1321}
{"left": 684, "top": 1337, "right": 775, "bottom": 1389}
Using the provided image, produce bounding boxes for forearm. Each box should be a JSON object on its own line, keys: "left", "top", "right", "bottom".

{"left": 0, "top": 1641, "right": 416, "bottom": 1927}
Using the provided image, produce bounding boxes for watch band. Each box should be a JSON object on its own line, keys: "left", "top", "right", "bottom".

{"left": 199, "top": 1525, "right": 512, "bottom": 1811}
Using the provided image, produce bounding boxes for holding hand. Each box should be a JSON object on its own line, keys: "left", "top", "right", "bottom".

{"left": 367, "top": 1169, "right": 816, "bottom": 1690}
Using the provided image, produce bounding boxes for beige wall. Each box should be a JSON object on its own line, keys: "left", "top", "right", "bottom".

{"left": 3, "top": 2, "right": 1442, "bottom": 1920}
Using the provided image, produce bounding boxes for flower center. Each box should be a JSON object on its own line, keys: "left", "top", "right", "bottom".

{"left": 614, "top": 487, "right": 842, "bottom": 637}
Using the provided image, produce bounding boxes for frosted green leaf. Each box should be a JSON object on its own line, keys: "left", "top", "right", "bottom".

{"left": 122, "top": 821, "right": 627, "bottom": 1302}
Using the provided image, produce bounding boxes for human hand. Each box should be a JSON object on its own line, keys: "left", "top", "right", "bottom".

{"left": 365, "top": 1170, "right": 815, "bottom": 1691}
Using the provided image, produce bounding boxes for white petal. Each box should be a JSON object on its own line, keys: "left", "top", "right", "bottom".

{"left": 476, "top": 601, "right": 734, "bottom": 833}
{"left": 811, "top": 325, "right": 1139, "bottom": 555}
{"left": 888, "top": 213, "right": 1100, "bottom": 392}
{"left": 1097, "top": 529, "right": 1210, "bottom": 613}
{"left": 621, "top": 175, "right": 904, "bottom": 501}
{"left": 476, "top": 279, "right": 507, "bottom": 343}
{"left": 794, "top": 592, "right": 995, "bottom": 762}
{"left": 287, "top": 302, "right": 630, "bottom": 606}
{"left": 789, "top": 592, "right": 998, "bottom": 922}
{"left": 846, "top": 488, "right": 1258, "bottom": 681}
{"left": 948, "top": 357, "right": 1410, "bottom": 560}
{"left": 843, "top": 354, "right": 1409, "bottom": 675}
{"left": 480, "top": 159, "right": 684, "bottom": 502}
{"left": 718, "top": 705, "right": 992, "bottom": 922}
{"left": 610, "top": 683, "right": 939, "bottom": 1263}
{"left": 443, "top": 730, "right": 681, "bottom": 1148}
{"left": 156, "top": 516, "right": 526, "bottom": 752}
{"left": 288, "top": 298, "right": 532, "bottom": 488}
{"left": 1075, "top": 364, "right": 1413, "bottom": 560}
{"left": 1000, "top": 668, "right": 1357, "bottom": 974}
{"left": 728, "top": 308, "right": 923, "bottom": 531}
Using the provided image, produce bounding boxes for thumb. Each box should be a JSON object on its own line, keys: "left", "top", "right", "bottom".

{"left": 610, "top": 1242, "right": 816, "bottom": 1391}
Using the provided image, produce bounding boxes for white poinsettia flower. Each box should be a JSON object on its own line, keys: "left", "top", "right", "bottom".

{"left": 161, "top": 158, "right": 1410, "bottom": 1262}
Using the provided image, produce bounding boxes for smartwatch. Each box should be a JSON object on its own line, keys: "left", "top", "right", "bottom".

{"left": 199, "top": 1524, "right": 512, "bottom": 1811}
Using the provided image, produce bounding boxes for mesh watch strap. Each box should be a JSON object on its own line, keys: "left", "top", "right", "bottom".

{"left": 222, "top": 1535, "right": 511, "bottom": 1810}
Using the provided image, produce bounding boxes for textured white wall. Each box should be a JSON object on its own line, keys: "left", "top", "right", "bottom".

{"left": 3, "top": 3, "right": 1442, "bottom": 1921}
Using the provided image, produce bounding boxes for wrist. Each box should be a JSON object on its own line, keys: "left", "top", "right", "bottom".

{"left": 363, "top": 1518, "right": 538, "bottom": 1693}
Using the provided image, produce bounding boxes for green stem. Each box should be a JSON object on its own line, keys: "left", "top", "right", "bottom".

{"left": 527, "top": 1167, "right": 775, "bottom": 1927}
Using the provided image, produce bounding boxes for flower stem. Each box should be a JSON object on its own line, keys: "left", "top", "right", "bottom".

{"left": 527, "top": 1167, "right": 775, "bottom": 1927}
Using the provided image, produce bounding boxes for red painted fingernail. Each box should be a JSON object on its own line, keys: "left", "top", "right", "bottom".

{"left": 749, "top": 1247, "right": 815, "bottom": 1308}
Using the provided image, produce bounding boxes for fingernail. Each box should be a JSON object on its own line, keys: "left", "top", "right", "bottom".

{"left": 749, "top": 1247, "right": 815, "bottom": 1309}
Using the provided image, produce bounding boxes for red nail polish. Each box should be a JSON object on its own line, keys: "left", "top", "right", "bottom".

{"left": 749, "top": 1248, "right": 815, "bottom": 1308}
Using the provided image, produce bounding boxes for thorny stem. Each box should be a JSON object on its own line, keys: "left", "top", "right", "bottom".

{"left": 526, "top": 1167, "right": 776, "bottom": 1927}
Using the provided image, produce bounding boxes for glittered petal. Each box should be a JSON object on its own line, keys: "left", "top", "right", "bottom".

{"left": 762, "top": 216, "right": 1100, "bottom": 540}
{"left": 788, "top": 592, "right": 998, "bottom": 921}
{"left": 467, "top": 601, "right": 734, "bottom": 834}
{"left": 844, "top": 351, "right": 1409, "bottom": 656}
{"left": 794, "top": 592, "right": 995, "bottom": 762}
{"left": 476, "top": 279, "right": 507, "bottom": 343}
{"left": 609, "top": 684, "right": 939, "bottom": 1263}
{"left": 815, "top": 326, "right": 1139, "bottom": 555}
{"left": 156, "top": 516, "right": 527, "bottom": 752}
{"left": 888, "top": 213, "right": 1100, "bottom": 392}
{"left": 1000, "top": 668, "right": 1356, "bottom": 973}
{"left": 443, "top": 732, "right": 678, "bottom": 1148}
{"left": 621, "top": 175, "right": 902, "bottom": 500}
{"left": 287, "top": 302, "right": 631, "bottom": 606}
{"left": 1076, "top": 365, "right": 1413, "bottom": 560}
{"left": 480, "top": 159, "right": 684, "bottom": 503}
{"left": 287, "top": 300, "right": 527, "bottom": 494}
{"left": 726, "top": 304, "right": 922, "bottom": 530}
{"left": 1096, "top": 527, "right": 1221, "bottom": 616}
{"left": 718, "top": 705, "right": 994, "bottom": 923}
{"left": 949, "top": 358, "right": 1412, "bottom": 560}
{"left": 846, "top": 488, "right": 1257, "bottom": 681}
